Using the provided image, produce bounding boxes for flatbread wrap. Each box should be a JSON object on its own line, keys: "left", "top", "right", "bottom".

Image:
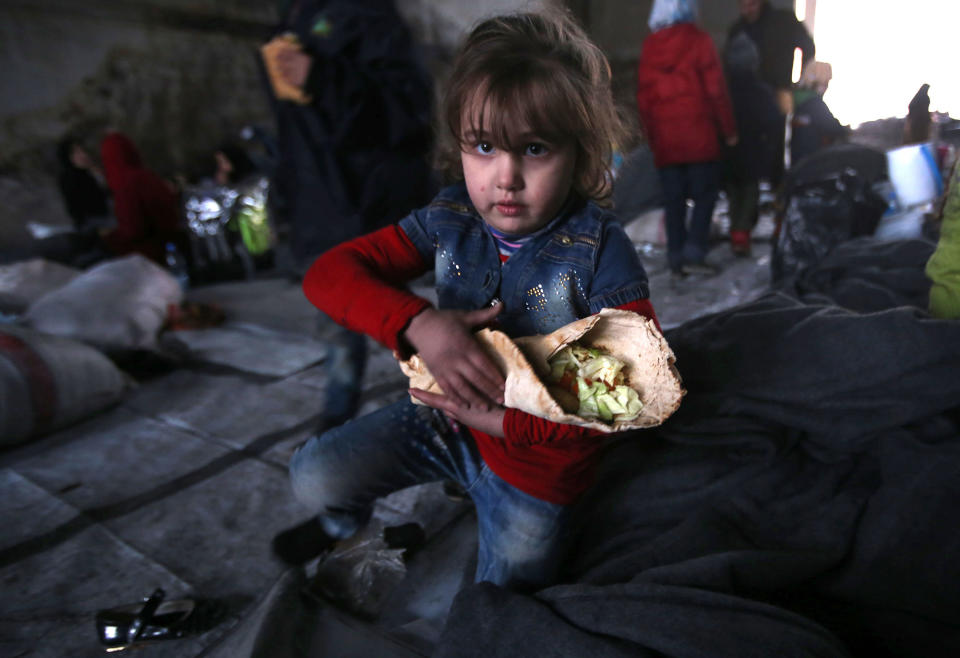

{"left": 399, "top": 308, "right": 685, "bottom": 432}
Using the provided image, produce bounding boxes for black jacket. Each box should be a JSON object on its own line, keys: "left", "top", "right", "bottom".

{"left": 269, "top": 0, "right": 434, "bottom": 265}
{"left": 727, "top": 3, "right": 815, "bottom": 90}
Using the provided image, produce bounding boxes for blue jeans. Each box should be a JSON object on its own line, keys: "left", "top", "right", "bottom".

{"left": 289, "top": 399, "right": 573, "bottom": 591}
{"left": 314, "top": 312, "right": 367, "bottom": 426}
{"left": 658, "top": 162, "right": 721, "bottom": 272}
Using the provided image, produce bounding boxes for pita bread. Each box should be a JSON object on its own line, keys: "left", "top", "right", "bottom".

{"left": 261, "top": 34, "right": 313, "bottom": 105}
{"left": 399, "top": 309, "right": 685, "bottom": 433}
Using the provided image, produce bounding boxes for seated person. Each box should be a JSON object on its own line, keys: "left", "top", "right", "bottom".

{"left": 57, "top": 136, "right": 111, "bottom": 232}
{"left": 100, "top": 132, "right": 185, "bottom": 264}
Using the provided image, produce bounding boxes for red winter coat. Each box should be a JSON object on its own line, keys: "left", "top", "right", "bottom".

{"left": 636, "top": 23, "right": 737, "bottom": 168}
{"left": 100, "top": 132, "right": 183, "bottom": 264}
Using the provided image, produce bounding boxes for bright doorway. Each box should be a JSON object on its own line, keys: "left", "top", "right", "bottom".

{"left": 801, "top": 0, "right": 957, "bottom": 127}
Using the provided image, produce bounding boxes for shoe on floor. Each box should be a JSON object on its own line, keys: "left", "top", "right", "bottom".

{"left": 272, "top": 518, "right": 337, "bottom": 566}
{"left": 681, "top": 262, "right": 719, "bottom": 276}
{"left": 730, "top": 230, "right": 752, "bottom": 257}
{"left": 96, "top": 588, "right": 227, "bottom": 651}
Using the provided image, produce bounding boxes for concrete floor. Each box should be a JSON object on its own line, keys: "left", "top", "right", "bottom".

{"left": 0, "top": 201, "right": 776, "bottom": 657}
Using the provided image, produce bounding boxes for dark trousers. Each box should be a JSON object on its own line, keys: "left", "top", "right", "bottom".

{"left": 726, "top": 177, "right": 760, "bottom": 233}
{"left": 658, "top": 161, "right": 721, "bottom": 272}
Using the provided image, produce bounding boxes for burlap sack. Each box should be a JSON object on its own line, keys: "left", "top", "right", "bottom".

{"left": 399, "top": 309, "right": 685, "bottom": 433}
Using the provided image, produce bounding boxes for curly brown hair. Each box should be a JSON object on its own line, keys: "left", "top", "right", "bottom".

{"left": 435, "top": 8, "right": 629, "bottom": 203}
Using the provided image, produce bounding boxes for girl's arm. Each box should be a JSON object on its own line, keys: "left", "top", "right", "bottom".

{"left": 305, "top": 225, "right": 507, "bottom": 407}
{"left": 303, "top": 224, "right": 432, "bottom": 352}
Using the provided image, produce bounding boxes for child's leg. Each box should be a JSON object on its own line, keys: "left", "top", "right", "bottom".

{"left": 684, "top": 161, "right": 721, "bottom": 265}
{"left": 469, "top": 466, "right": 573, "bottom": 591}
{"left": 289, "top": 398, "right": 482, "bottom": 539}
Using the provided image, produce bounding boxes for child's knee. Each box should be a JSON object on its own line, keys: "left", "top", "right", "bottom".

{"left": 288, "top": 433, "right": 352, "bottom": 512}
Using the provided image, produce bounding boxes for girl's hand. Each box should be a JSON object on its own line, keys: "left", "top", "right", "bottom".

{"left": 403, "top": 303, "right": 505, "bottom": 410}
{"left": 409, "top": 388, "right": 506, "bottom": 437}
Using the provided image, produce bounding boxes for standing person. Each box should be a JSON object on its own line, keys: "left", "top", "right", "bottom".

{"left": 904, "top": 83, "right": 932, "bottom": 145}
{"left": 727, "top": 0, "right": 815, "bottom": 183}
{"left": 99, "top": 132, "right": 184, "bottom": 265}
{"left": 722, "top": 33, "right": 783, "bottom": 256}
{"left": 261, "top": 0, "right": 436, "bottom": 433}
{"left": 277, "top": 10, "right": 660, "bottom": 592}
{"left": 637, "top": 0, "right": 738, "bottom": 277}
{"left": 263, "top": 0, "right": 435, "bottom": 272}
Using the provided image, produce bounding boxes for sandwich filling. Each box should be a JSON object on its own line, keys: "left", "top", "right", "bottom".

{"left": 547, "top": 343, "right": 643, "bottom": 422}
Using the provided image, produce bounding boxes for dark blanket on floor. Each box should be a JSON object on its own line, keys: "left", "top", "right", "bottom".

{"left": 437, "top": 238, "right": 960, "bottom": 658}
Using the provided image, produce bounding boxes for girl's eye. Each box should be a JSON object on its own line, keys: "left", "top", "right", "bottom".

{"left": 525, "top": 143, "right": 548, "bottom": 157}
{"left": 475, "top": 142, "right": 495, "bottom": 155}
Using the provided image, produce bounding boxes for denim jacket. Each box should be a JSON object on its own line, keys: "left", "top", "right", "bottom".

{"left": 399, "top": 183, "right": 649, "bottom": 337}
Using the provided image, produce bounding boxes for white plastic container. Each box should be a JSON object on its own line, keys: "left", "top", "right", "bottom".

{"left": 886, "top": 142, "right": 943, "bottom": 208}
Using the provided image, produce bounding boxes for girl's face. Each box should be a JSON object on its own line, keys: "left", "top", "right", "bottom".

{"left": 460, "top": 102, "right": 577, "bottom": 236}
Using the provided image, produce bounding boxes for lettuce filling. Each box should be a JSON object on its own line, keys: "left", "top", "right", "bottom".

{"left": 547, "top": 344, "right": 643, "bottom": 422}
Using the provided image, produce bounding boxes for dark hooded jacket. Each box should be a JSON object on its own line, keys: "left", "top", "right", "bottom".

{"left": 100, "top": 132, "right": 183, "bottom": 263}
{"left": 637, "top": 22, "right": 737, "bottom": 168}
{"left": 723, "top": 32, "right": 783, "bottom": 180}
{"left": 727, "top": 1, "right": 815, "bottom": 90}
{"left": 269, "top": 0, "right": 434, "bottom": 267}
{"left": 57, "top": 138, "right": 109, "bottom": 231}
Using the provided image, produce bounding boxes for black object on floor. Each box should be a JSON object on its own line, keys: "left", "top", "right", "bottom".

{"left": 95, "top": 588, "right": 227, "bottom": 651}
{"left": 272, "top": 517, "right": 338, "bottom": 566}
{"left": 383, "top": 522, "right": 426, "bottom": 562}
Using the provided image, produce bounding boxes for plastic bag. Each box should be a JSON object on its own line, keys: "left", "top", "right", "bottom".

{"left": 772, "top": 171, "right": 888, "bottom": 283}
{"left": 233, "top": 177, "right": 274, "bottom": 256}
{"left": 308, "top": 520, "right": 408, "bottom": 620}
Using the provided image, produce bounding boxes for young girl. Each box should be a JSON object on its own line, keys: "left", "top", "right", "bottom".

{"left": 286, "top": 9, "right": 660, "bottom": 591}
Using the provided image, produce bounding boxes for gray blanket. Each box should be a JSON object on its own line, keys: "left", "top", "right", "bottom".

{"left": 438, "top": 238, "right": 960, "bottom": 658}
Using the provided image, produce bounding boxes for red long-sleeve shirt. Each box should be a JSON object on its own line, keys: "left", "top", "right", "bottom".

{"left": 304, "top": 224, "right": 659, "bottom": 504}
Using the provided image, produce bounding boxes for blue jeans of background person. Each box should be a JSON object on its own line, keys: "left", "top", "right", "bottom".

{"left": 289, "top": 399, "right": 573, "bottom": 591}
{"left": 658, "top": 161, "right": 721, "bottom": 272}
{"left": 315, "top": 312, "right": 368, "bottom": 427}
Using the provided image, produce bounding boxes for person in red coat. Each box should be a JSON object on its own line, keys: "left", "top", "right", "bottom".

{"left": 636, "top": 0, "right": 737, "bottom": 276}
{"left": 100, "top": 132, "right": 184, "bottom": 264}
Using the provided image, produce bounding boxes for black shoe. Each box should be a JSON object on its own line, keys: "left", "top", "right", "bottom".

{"left": 95, "top": 588, "right": 226, "bottom": 652}
{"left": 681, "top": 262, "right": 719, "bottom": 277}
{"left": 272, "top": 518, "right": 337, "bottom": 566}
